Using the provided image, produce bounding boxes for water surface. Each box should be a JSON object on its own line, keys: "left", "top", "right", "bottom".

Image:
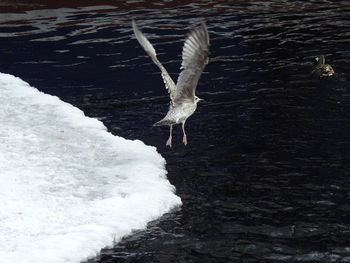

{"left": 1, "top": 0, "right": 350, "bottom": 262}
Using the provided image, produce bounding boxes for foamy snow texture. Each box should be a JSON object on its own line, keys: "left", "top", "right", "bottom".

{"left": 0, "top": 73, "right": 181, "bottom": 263}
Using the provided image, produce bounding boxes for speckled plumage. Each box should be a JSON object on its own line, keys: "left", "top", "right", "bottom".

{"left": 132, "top": 20, "right": 209, "bottom": 146}
{"left": 155, "top": 99, "right": 198, "bottom": 126}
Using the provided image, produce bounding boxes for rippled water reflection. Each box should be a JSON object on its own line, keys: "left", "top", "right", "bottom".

{"left": 1, "top": 0, "right": 350, "bottom": 262}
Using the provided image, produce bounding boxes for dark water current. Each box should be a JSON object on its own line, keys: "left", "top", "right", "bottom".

{"left": 1, "top": 1, "right": 350, "bottom": 262}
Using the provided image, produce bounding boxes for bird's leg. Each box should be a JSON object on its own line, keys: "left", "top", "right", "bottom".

{"left": 166, "top": 125, "right": 173, "bottom": 147}
{"left": 182, "top": 121, "right": 187, "bottom": 145}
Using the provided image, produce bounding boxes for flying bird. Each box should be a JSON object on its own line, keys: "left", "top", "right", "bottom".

{"left": 132, "top": 20, "right": 209, "bottom": 147}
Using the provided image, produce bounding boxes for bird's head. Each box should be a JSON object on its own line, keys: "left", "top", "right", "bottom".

{"left": 315, "top": 55, "right": 325, "bottom": 64}
{"left": 194, "top": 96, "right": 203, "bottom": 104}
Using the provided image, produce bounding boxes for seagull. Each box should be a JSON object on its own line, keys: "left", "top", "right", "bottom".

{"left": 312, "top": 55, "right": 335, "bottom": 77}
{"left": 132, "top": 20, "right": 209, "bottom": 147}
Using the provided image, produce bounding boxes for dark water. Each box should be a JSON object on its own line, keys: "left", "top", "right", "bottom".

{"left": 2, "top": 0, "right": 350, "bottom": 262}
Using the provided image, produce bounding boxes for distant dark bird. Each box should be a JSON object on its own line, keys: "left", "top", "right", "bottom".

{"left": 312, "top": 55, "right": 335, "bottom": 77}
{"left": 132, "top": 20, "right": 209, "bottom": 147}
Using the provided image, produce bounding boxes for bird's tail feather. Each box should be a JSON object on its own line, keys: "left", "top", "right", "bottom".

{"left": 153, "top": 119, "right": 174, "bottom": 126}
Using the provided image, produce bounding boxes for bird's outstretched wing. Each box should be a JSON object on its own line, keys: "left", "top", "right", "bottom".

{"left": 132, "top": 20, "right": 176, "bottom": 101}
{"left": 174, "top": 22, "right": 209, "bottom": 104}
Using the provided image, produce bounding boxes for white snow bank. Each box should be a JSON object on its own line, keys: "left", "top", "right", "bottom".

{"left": 0, "top": 73, "right": 181, "bottom": 263}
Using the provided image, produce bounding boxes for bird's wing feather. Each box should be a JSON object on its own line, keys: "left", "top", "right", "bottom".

{"left": 132, "top": 20, "right": 176, "bottom": 101}
{"left": 174, "top": 22, "right": 209, "bottom": 104}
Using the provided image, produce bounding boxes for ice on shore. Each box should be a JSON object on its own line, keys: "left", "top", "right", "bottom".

{"left": 0, "top": 72, "right": 181, "bottom": 263}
